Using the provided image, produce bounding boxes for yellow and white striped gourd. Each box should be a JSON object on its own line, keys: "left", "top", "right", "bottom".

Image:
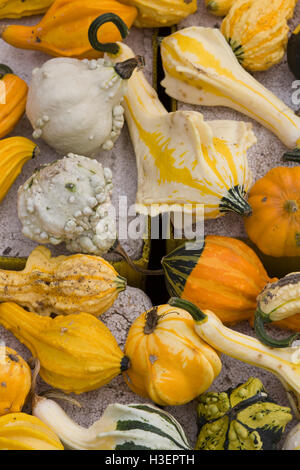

{"left": 33, "top": 396, "right": 191, "bottom": 450}
{"left": 221, "top": 0, "right": 298, "bottom": 72}
{"left": 108, "top": 43, "right": 255, "bottom": 219}
{"left": 161, "top": 27, "right": 300, "bottom": 152}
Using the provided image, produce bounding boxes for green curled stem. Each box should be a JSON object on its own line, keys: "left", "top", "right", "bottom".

{"left": 254, "top": 309, "right": 300, "bottom": 348}
{"left": 168, "top": 297, "right": 207, "bottom": 322}
{"left": 0, "top": 63, "right": 13, "bottom": 79}
{"left": 88, "top": 13, "right": 129, "bottom": 55}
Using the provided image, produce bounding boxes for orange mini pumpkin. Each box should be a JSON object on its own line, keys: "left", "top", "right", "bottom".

{"left": 0, "top": 65, "right": 28, "bottom": 139}
{"left": 244, "top": 167, "right": 300, "bottom": 258}
{"left": 0, "top": 347, "right": 31, "bottom": 416}
{"left": 123, "top": 303, "right": 222, "bottom": 406}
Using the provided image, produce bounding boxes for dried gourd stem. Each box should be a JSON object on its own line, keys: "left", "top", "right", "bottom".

{"left": 88, "top": 13, "right": 129, "bottom": 55}
{"left": 112, "top": 241, "right": 164, "bottom": 276}
{"left": 143, "top": 307, "right": 177, "bottom": 335}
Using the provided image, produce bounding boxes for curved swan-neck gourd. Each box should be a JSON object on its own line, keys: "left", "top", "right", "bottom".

{"left": 108, "top": 43, "right": 255, "bottom": 219}
{"left": 169, "top": 298, "right": 300, "bottom": 419}
{"left": 161, "top": 27, "right": 300, "bottom": 155}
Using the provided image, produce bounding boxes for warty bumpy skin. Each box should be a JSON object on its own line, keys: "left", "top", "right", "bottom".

{"left": 26, "top": 57, "right": 126, "bottom": 156}
{"left": 17, "top": 154, "right": 117, "bottom": 255}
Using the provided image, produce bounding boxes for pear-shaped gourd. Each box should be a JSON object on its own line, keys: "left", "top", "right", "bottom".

{"left": 107, "top": 42, "right": 255, "bottom": 219}
{"left": 0, "top": 246, "right": 126, "bottom": 317}
{"left": 169, "top": 298, "right": 300, "bottom": 419}
{"left": 0, "top": 303, "right": 130, "bottom": 394}
{"left": 33, "top": 397, "right": 191, "bottom": 450}
{"left": 161, "top": 27, "right": 300, "bottom": 154}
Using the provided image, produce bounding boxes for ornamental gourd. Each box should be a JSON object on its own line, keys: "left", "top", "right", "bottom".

{"left": 196, "top": 377, "right": 292, "bottom": 450}
{"left": 205, "top": 0, "right": 237, "bottom": 16}
{"left": 254, "top": 273, "right": 300, "bottom": 348}
{"left": 0, "top": 246, "right": 126, "bottom": 317}
{"left": 33, "top": 397, "right": 191, "bottom": 450}
{"left": 221, "top": 0, "right": 297, "bottom": 72}
{"left": 0, "top": 303, "right": 130, "bottom": 394}
{"left": 244, "top": 167, "right": 300, "bottom": 258}
{"left": 119, "top": 0, "right": 197, "bottom": 27}
{"left": 0, "top": 0, "right": 53, "bottom": 19}
{"left": 0, "top": 65, "right": 28, "bottom": 139}
{"left": 108, "top": 41, "right": 255, "bottom": 219}
{"left": 287, "top": 25, "right": 300, "bottom": 79}
{"left": 26, "top": 15, "right": 143, "bottom": 157}
{"left": 123, "top": 303, "right": 222, "bottom": 406}
{"left": 0, "top": 347, "right": 31, "bottom": 417}
{"left": 0, "top": 413, "right": 63, "bottom": 450}
{"left": 170, "top": 298, "right": 300, "bottom": 418}
{"left": 0, "top": 137, "right": 38, "bottom": 204}
{"left": 161, "top": 27, "right": 300, "bottom": 154}
{"left": 283, "top": 423, "right": 300, "bottom": 450}
{"left": 162, "top": 236, "right": 273, "bottom": 325}
{"left": 0, "top": 0, "right": 137, "bottom": 59}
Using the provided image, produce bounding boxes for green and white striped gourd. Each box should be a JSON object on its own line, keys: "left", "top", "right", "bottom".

{"left": 33, "top": 396, "right": 191, "bottom": 450}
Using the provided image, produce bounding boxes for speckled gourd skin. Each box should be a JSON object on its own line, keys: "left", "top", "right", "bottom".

{"left": 221, "top": 0, "right": 298, "bottom": 72}
{"left": 0, "top": 246, "right": 126, "bottom": 317}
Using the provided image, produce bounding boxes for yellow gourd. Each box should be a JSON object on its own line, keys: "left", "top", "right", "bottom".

{"left": 0, "top": 0, "right": 137, "bottom": 59}
{"left": 119, "top": 0, "right": 197, "bottom": 27}
{"left": 0, "top": 137, "right": 37, "bottom": 204}
{"left": 205, "top": 0, "right": 237, "bottom": 16}
{"left": 221, "top": 0, "right": 298, "bottom": 72}
{"left": 0, "top": 347, "right": 31, "bottom": 416}
{"left": 170, "top": 298, "right": 300, "bottom": 418}
{"left": 123, "top": 303, "right": 222, "bottom": 406}
{"left": 108, "top": 43, "right": 255, "bottom": 219}
{"left": 0, "top": 0, "right": 53, "bottom": 19}
{"left": 0, "top": 413, "right": 63, "bottom": 450}
{"left": 0, "top": 303, "right": 130, "bottom": 394}
{"left": 0, "top": 246, "right": 126, "bottom": 317}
